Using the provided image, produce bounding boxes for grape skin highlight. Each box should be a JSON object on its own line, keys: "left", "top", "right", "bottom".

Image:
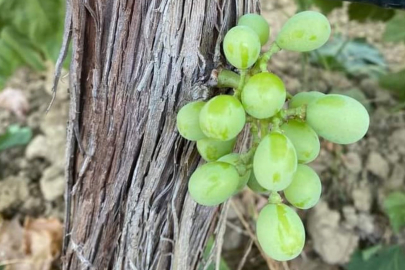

{"left": 276, "top": 11, "right": 331, "bottom": 52}
{"left": 284, "top": 164, "right": 322, "bottom": 209}
{"left": 238, "top": 13, "right": 270, "bottom": 45}
{"left": 223, "top": 26, "right": 261, "bottom": 69}
{"left": 306, "top": 94, "right": 370, "bottom": 144}
{"left": 241, "top": 72, "right": 286, "bottom": 119}
{"left": 197, "top": 138, "right": 236, "bottom": 162}
{"left": 253, "top": 132, "right": 297, "bottom": 191}
{"left": 188, "top": 162, "right": 239, "bottom": 206}
{"left": 199, "top": 95, "right": 246, "bottom": 141}
{"left": 176, "top": 101, "right": 206, "bottom": 141}
{"left": 257, "top": 203, "right": 305, "bottom": 261}
{"left": 289, "top": 91, "right": 324, "bottom": 109}
{"left": 281, "top": 120, "right": 320, "bottom": 164}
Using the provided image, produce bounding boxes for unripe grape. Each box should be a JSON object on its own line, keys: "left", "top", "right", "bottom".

{"left": 276, "top": 11, "right": 331, "bottom": 52}
{"left": 257, "top": 203, "right": 305, "bottom": 261}
{"left": 241, "top": 72, "right": 286, "bottom": 119}
{"left": 197, "top": 138, "right": 236, "bottom": 162}
{"left": 176, "top": 101, "right": 206, "bottom": 141}
{"left": 238, "top": 13, "right": 270, "bottom": 45}
{"left": 289, "top": 91, "right": 324, "bottom": 109}
{"left": 247, "top": 173, "right": 269, "bottom": 194}
{"left": 253, "top": 132, "right": 297, "bottom": 191}
{"left": 223, "top": 26, "right": 261, "bottom": 69}
{"left": 306, "top": 94, "right": 370, "bottom": 144}
{"left": 188, "top": 162, "right": 239, "bottom": 206}
{"left": 199, "top": 95, "right": 246, "bottom": 141}
{"left": 281, "top": 120, "right": 320, "bottom": 164}
{"left": 284, "top": 164, "right": 321, "bottom": 209}
{"left": 218, "top": 153, "right": 251, "bottom": 192}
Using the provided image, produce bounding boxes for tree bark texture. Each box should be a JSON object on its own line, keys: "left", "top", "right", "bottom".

{"left": 61, "top": 0, "right": 259, "bottom": 269}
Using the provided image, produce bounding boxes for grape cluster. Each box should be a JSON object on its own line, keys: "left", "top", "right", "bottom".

{"left": 176, "top": 11, "right": 370, "bottom": 261}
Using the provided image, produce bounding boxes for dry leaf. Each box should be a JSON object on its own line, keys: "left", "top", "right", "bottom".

{"left": 0, "top": 218, "right": 25, "bottom": 262}
{"left": 0, "top": 217, "right": 63, "bottom": 270}
{"left": 0, "top": 88, "right": 29, "bottom": 120}
{"left": 23, "top": 217, "right": 63, "bottom": 270}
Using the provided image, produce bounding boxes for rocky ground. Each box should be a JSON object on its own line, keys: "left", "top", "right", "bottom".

{"left": 0, "top": 66, "right": 68, "bottom": 220}
{"left": 0, "top": 0, "right": 405, "bottom": 269}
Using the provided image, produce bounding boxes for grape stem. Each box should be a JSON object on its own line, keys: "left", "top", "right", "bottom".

{"left": 271, "top": 117, "right": 282, "bottom": 132}
{"left": 259, "top": 119, "right": 268, "bottom": 138}
{"left": 268, "top": 192, "right": 282, "bottom": 204}
{"left": 249, "top": 43, "right": 282, "bottom": 75}
{"left": 216, "top": 69, "right": 240, "bottom": 89}
{"left": 234, "top": 69, "right": 247, "bottom": 99}
{"left": 269, "top": 105, "right": 306, "bottom": 131}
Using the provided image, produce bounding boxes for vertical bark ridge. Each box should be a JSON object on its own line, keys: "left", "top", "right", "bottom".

{"left": 64, "top": 0, "right": 260, "bottom": 269}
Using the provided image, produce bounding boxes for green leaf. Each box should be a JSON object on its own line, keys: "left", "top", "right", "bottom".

{"left": 312, "top": 0, "right": 342, "bottom": 14}
{"left": 383, "top": 192, "right": 405, "bottom": 233}
{"left": 383, "top": 13, "right": 405, "bottom": 43}
{"left": 199, "top": 237, "right": 230, "bottom": 270}
{"left": 348, "top": 2, "right": 395, "bottom": 22}
{"left": 310, "top": 34, "right": 387, "bottom": 78}
{"left": 379, "top": 69, "right": 405, "bottom": 100}
{"left": 1, "top": 26, "right": 45, "bottom": 71}
{"left": 0, "top": 125, "right": 32, "bottom": 151}
{"left": 347, "top": 245, "right": 405, "bottom": 270}
{"left": 362, "top": 245, "right": 382, "bottom": 261}
{"left": 0, "top": 0, "right": 67, "bottom": 87}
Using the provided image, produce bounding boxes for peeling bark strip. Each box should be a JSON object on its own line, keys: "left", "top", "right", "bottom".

{"left": 63, "top": 0, "right": 259, "bottom": 269}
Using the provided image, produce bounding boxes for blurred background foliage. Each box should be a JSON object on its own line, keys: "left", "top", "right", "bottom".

{"left": 0, "top": 0, "right": 67, "bottom": 90}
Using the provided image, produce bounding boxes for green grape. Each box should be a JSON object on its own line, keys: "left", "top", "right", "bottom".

{"left": 238, "top": 13, "right": 270, "bottom": 45}
{"left": 241, "top": 72, "right": 286, "bottom": 119}
{"left": 188, "top": 162, "right": 239, "bottom": 206}
{"left": 218, "top": 153, "right": 251, "bottom": 192}
{"left": 197, "top": 138, "right": 236, "bottom": 162}
{"left": 223, "top": 26, "right": 261, "bottom": 69}
{"left": 289, "top": 91, "right": 324, "bottom": 109}
{"left": 176, "top": 101, "right": 206, "bottom": 141}
{"left": 247, "top": 173, "right": 269, "bottom": 194}
{"left": 199, "top": 95, "right": 246, "bottom": 141}
{"left": 281, "top": 120, "right": 320, "bottom": 164}
{"left": 284, "top": 164, "right": 321, "bottom": 209}
{"left": 306, "top": 94, "right": 370, "bottom": 144}
{"left": 257, "top": 203, "right": 305, "bottom": 261}
{"left": 276, "top": 11, "right": 331, "bottom": 52}
{"left": 253, "top": 132, "right": 297, "bottom": 191}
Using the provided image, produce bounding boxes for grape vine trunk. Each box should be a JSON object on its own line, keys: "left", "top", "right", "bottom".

{"left": 61, "top": 0, "right": 259, "bottom": 269}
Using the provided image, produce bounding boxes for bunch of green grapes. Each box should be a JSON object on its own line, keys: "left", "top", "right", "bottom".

{"left": 176, "top": 11, "right": 370, "bottom": 262}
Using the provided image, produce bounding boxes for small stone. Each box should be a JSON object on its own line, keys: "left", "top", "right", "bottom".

{"left": 40, "top": 166, "right": 65, "bottom": 201}
{"left": 388, "top": 164, "right": 405, "bottom": 190}
{"left": 222, "top": 225, "right": 243, "bottom": 251}
{"left": 0, "top": 176, "right": 29, "bottom": 212}
{"left": 385, "top": 151, "right": 400, "bottom": 164}
{"left": 25, "top": 135, "right": 48, "bottom": 160}
{"left": 366, "top": 152, "right": 389, "bottom": 179}
{"left": 352, "top": 184, "right": 372, "bottom": 212}
{"left": 389, "top": 129, "right": 405, "bottom": 155}
{"left": 343, "top": 152, "right": 362, "bottom": 174}
{"left": 358, "top": 213, "right": 375, "bottom": 235}
{"left": 308, "top": 201, "right": 358, "bottom": 264}
{"left": 343, "top": 206, "right": 358, "bottom": 229}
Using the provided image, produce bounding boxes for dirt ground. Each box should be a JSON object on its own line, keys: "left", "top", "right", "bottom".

{"left": 0, "top": 0, "right": 405, "bottom": 269}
